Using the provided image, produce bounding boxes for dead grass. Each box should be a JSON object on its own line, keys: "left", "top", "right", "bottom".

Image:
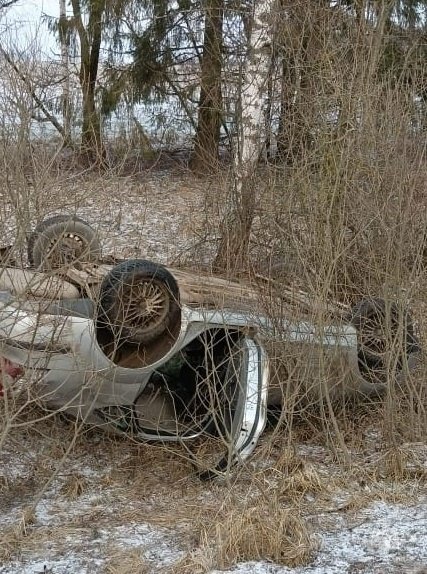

{"left": 168, "top": 547, "right": 216, "bottom": 574}
{"left": 105, "top": 548, "right": 151, "bottom": 574}
{"left": 277, "top": 464, "right": 326, "bottom": 499}
{"left": 60, "top": 473, "right": 89, "bottom": 500}
{"left": 0, "top": 507, "right": 36, "bottom": 562}
{"left": 169, "top": 494, "right": 317, "bottom": 572}
{"left": 1, "top": 527, "right": 22, "bottom": 562}
{"left": 373, "top": 444, "right": 427, "bottom": 483}
{"left": 207, "top": 500, "right": 317, "bottom": 568}
{"left": 0, "top": 410, "right": 426, "bottom": 571}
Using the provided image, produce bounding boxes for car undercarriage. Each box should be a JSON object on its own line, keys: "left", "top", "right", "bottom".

{"left": 0, "top": 215, "right": 421, "bottom": 477}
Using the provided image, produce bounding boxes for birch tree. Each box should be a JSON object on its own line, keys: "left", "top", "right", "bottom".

{"left": 214, "top": 0, "right": 274, "bottom": 270}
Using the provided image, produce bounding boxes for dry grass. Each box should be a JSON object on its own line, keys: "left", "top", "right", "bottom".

{"left": 60, "top": 473, "right": 89, "bottom": 500}
{"left": 105, "top": 548, "right": 151, "bottom": 574}
{"left": 205, "top": 500, "right": 317, "bottom": 568}
{"left": 277, "top": 463, "right": 326, "bottom": 500}
{"left": 0, "top": 507, "right": 36, "bottom": 562}
{"left": 169, "top": 548, "right": 216, "bottom": 574}
{"left": 170, "top": 492, "right": 318, "bottom": 572}
{"left": 0, "top": 410, "right": 426, "bottom": 570}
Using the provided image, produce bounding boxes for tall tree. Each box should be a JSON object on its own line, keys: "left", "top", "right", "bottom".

{"left": 190, "top": 0, "right": 224, "bottom": 173}
{"left": 59, "top": 0, "right": 72, "bottom": 140}
{"left": 71, "top": 0, "right": 106, "bottom": 162}
{"left": 275, "top": 5, "right": 312, "bottom": 164}
{"left": 214, "top": 0, "right": 274, "bottom": 271}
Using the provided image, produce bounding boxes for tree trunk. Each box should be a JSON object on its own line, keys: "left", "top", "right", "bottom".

{"left": 276, "top": 56, "right": 295, "bottom": 163}
{"left": 81, "top": 79, "right": 103, "bottom": 161}
{"left": 214, "top": 0, "right": 274, "bottom": 272}
{"left": 275, "top": 1, "right": 312, "bottom": 165}
{"left": 59, "top": 0, "right": 71, "bottom": 140}
{"left": 190, "top": 0, "right": 224, "bottom": 173}
{"left": 71, "top": 0, "right": 106, "bottom": 164}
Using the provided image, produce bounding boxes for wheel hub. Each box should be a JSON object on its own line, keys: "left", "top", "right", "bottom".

{"left": 48, "top": 233, "right": 87, "bottom": 265}
{"left": 121, "top": 279, "right": 170, "bottom": 331}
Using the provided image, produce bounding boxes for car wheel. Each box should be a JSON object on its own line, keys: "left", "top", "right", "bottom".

{"left": 350, "top": 297, "right": 419, "bottom": 386}
{"left": 98, "top": 259, "right": 181, "bottom": 344}
{"left": 28, "top": 215, "right": 101, "bottom": 270}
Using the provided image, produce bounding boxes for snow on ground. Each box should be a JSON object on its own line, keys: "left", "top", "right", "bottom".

{"left": 2, "top": 522, "right": 184, "bottom": 574}
{"left": 1, "top": 425, "right": 426, "bottom": 574}
{"left": 0, "top": 169, "right": 426, "bottom": 573}
{"left": 1, "top": 438, "right": 426, "bottom": 574}
{"left": 0, "top": 166, "right": 219, "bottom": 267}
{"left": 211, "top": 500, "right": 427, "bottom": 574}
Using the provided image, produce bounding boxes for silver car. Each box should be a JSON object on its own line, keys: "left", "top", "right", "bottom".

{"left": 0, "top": 216, "right": 419, "bottom": 477}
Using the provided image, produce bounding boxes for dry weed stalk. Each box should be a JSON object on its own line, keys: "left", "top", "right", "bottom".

{"left": 0, "top": 527, "right": 22, "bottom": 562}
{"left": 0, "top": 507, "right": 36, "bottom": 561}
{"left": 169, "top": 546, "right": 216, "bottom": 574}
{"left": 60, "top": 473, "right": 88, "bottom": 500}
{"left": 375, "top": 444, "right": 427, "bottom": 482}
{"left": 277, "top": 464, "right": 325, "bottom": 501}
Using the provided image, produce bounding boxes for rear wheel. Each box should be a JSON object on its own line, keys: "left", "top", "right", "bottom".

{"left": 28, "top": 215, "right": 101, "bottom": 270}
{"left": 97, "top": 259, "right": 181, "bottom": 344}
{"left": 350, "top": 298, "right": 418, "bottom": 385}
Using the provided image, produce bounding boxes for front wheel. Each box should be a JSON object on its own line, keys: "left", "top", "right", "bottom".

{"left": 97, "top": 259, "right": 181, "bottom": 344}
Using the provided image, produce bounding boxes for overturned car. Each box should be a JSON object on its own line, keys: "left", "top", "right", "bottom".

{"left": 0, "top": 216, "right": 420, "bottom": 477}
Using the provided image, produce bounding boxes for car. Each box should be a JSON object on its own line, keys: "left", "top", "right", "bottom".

{"left": 0, "top": 216, "right": 420, "bottom": 478}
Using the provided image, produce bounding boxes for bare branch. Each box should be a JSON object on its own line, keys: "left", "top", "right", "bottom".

{"left": 0, "top": 44, "right": 75, "bottom": 148}
{"left": 0, "top": 0, "right": 20, "bottom": 9}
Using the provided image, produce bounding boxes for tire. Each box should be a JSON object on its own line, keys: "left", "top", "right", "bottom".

{"left": 28, "top": 215, "right": 101, "bottom": 270}
{"left": 98, "top": 259, "right": 181, "bottom": 344}
{"left": 349, "top": 297, "right": 419, "bottom": 385}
